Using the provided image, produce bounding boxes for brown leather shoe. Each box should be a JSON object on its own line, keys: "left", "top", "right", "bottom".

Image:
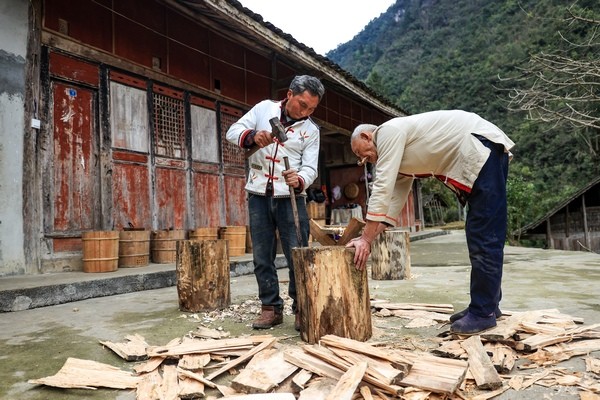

{"left": 294, "top": 313, "right": 301, "bottom": 332}
{"left": 252, "top": 306, "right": 283, "bottom": 329}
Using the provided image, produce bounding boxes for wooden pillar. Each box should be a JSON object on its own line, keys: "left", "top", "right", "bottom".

{"left": 546, "top": 218, "right": 554, "bottom": 249}
{"left": 582, "top": 194, "right": 590, "bottom": 250}
{"left": 370, "top": 230, "right": 411, "bottom": 280}
{"left": 292, "top": 246, "right": 372, "bottom": 344}
{"left": 176, "top": 239, "right": 230, "bottom": 312}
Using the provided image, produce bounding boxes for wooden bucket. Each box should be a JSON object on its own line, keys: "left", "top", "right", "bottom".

{"left": 245, "top": 225, "right": 252, "bottom": 254}
{"left": 189, "top": 227, "right": 219, "bottom": 242}
{"left": 151, "top": 230, "right": 186, "bottom": 263}
{"left": 219, "top": 226, "right": 246, "bottom": 257}
{"left": 118, "top": 230, "right": 150, "bottom": 268}
{"left": 82, "top": 230, "right": 119, "bottom": 273}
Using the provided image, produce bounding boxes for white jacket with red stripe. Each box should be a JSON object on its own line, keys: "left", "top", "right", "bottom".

{"left": 225, "top": 99, "right": 320, "bottom": 197}
{"left": 368, "top": 110, "right": 515, "bottom": 226}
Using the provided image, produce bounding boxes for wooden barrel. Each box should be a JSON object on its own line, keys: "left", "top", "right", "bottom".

{"left": 219, "top": 226, "right": 246, "bottom": 257}
{"left": 151, "top": 230, "right": 186, "bottom": 263}
{"left": 81, "top": 230, "right": 119, "bottom": 273}
{"left": 245, "top": 225, "right": 252, "bottom": 254}
{"left": 189, "top": 227, "right": 219, "bottom": 242}
{"left": 118, "top": 230, "right": 150, "bottom": 268}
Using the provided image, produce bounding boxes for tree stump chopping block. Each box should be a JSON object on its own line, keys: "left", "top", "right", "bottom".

{"left": 292, "top": 246, "right": 372, "bottom": 344}
{"left": 176, "top": 239, "right": 230, "bottom": 312}
{"left": 371, "top": 229, "right": 411, "bottom": 280}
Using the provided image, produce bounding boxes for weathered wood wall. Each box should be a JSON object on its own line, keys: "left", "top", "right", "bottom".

{"left": 33, "top": 0, "right": 406, "bottom": 271}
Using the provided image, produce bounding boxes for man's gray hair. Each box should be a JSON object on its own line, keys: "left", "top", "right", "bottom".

{"left": 289, "top": 75, "right": 325, "bottom": 101}
{"left": 351, "top": 124, "right": 378, "bottom": 141}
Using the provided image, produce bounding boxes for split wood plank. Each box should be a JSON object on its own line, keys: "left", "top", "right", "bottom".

{"left": 176, "top": 367, "right": 217, "bottom": 389}
{"left": 327, "top": 346, "right": 407, "bottom": 385}
{"left": 461, "top": 335, "right": 502, "bottom": 390}
{"left": 359, "top": 385, "right": 375, "bottom": 400}
{"left": 480, "top": 309, "right": 562, "bottom": 341}
{"left": 178, "top": 374, "right": 205, "bottom": 400}
{"left": 178, "top": 353, "right": 211, "bottom": 370}
{"left": 205, "top": 336, "right": 277, "bottom": 381}
{"left": 309, "top": 219, "right": 337, "bottom": 246}
{"left": 99, "top": 334, "right": 149, "bottom": 361}
{"left": 136, "top": 369, "right": 162, "bottom": 399}
{"left": 325, "top": 361, "right": 368, "bottom": 400}
{"left": 219, "top": 394, "right": 296, "bottom": 400}
{"left": 337, "top": 217, "right": 366, "bottom": 246}
{"left": 431, "top": 340, "right": 466, "bottom": 359}
{"left": 371, "top": 302, "right": 454, "bottom": 314}
{"left": 298, "top": 377, "right": 338, "bottom": 400}
{"left": 231, "top": 347, "right": 298, "bottom": 394}
{"left": 396, "top": 350, "right": 468, "bottom": 394}
{"left": 319, "top": 335, "right": 412, "bottom": 371}
{"left": 292, "top": 369, "right": 313, "bottom": 390}
{"left": 584, "top": 356, "right": 600, "bottom": 374}
{"left": 483, "top": 342, "right": 517, "bottom": 374}
{"left": 544, "top": 338, "right": 600, "bottom": 358}
{"left": 303, "top": 344, "right": 402, "bottom": 396}
{"left": 516, "top": 322, "right": 600, "bottom": 351}
{"left": 283, "top": 347, "right": 344, "bottom": 380}
{"left": 28, "top": 357, "right": 140, "bottom": 389}
{"left": 134, "top": 356, "right": 166, "bottom": 374}
{"left": 160, "top": 364, "right": 179, "bottom": 400}
{"left": 191, "top": 326, "right": 231, "bottom": 339}
{"left": 146, "top": 334, "right": 273, "bottom": 357}
{"left": 389, "top": 309, "right": 452, "bottom": 322}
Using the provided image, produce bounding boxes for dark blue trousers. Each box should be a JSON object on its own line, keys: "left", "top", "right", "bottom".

{"left": 464, "top": 136, "right": 509, "bottom": 317}
{"left": 248, "top": 194, "right": 309, "bottom": 312}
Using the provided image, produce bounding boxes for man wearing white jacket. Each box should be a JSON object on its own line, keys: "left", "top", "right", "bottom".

{"left": 347, "top": 110, "right": 515, "bottom": 334}
{"left": 226, "top": 75, "right": 325, "bottom": 330}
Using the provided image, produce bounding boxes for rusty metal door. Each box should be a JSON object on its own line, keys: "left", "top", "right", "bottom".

{"left": 46, "top": 81, "right": 99, "bottom": 250}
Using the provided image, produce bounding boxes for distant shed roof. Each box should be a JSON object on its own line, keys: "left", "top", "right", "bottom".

{"left": 519, "top": 175, "right": 600, "bottom": 234}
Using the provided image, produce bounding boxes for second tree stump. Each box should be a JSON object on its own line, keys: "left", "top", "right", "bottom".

{"left": 371, "top": 229, "right": 411, "bottom": 280}
{"left": 176, "top": 239, "right": 230, "bottom": 312}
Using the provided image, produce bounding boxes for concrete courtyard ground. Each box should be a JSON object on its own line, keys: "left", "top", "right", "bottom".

{"left": 0, "top": 230, "right": 599, "bottom": 399}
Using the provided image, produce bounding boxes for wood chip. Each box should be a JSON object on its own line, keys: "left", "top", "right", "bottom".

{"left": 28, "top": 357, "right": 140, "bottom": 389}
{"left": 99, "top": 333, "right": 149, "bottom": 361}
{"left": 292, "top": 369, "right": 313, "bottom": 390}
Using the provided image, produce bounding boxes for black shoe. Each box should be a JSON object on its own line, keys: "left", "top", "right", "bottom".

{"left": 450, "top": 311, "right": 496, "bottom": 335}
{"left": 449, "top": 307, "right": 502, "bottom": 323}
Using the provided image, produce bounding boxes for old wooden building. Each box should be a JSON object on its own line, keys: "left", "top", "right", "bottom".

{"left": 519, "top": 176, "right": 600, "bottom": 253}
{"left": 0, "top": 0, "right": 419, "bottom": 276}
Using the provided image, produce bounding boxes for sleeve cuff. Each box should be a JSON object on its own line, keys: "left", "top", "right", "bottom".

{"left": 294, "top": 176, "right": 305, "bottom": 194}
{"left": 240, "top": 129, "right": 256, "bottom": 148}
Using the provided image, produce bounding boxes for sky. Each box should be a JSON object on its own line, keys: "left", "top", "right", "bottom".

{"left": 237, "top": 0, "right": 396, "bottom": 55}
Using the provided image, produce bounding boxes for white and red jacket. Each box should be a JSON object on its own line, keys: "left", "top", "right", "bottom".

{"left": 226, "top": 99, "right": 320, "bottom": 197}
{"left": 369, "top": 110, "right": 515, "bottom": 226}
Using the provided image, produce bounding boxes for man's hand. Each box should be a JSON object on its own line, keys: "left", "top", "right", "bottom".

{"left": 254, "top": 130, "right": 274, "bottom": 148}
{"left": 282, "top": 168, "right": 299, "bottom": 188}
{"left": 345, "top": 236, "right": 371, "bottom": 270}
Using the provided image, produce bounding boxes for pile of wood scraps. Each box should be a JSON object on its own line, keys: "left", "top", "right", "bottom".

{"left": 28, "top": 306, "right": 600, "bottom": 399}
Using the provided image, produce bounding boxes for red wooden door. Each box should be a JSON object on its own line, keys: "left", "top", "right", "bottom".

{"left": 50, "top": 82, "right": 98, "bottom": 235}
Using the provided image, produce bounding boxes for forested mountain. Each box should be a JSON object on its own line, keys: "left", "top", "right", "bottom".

{"left": 327, "top": 0, "right": 599, "bottom": 239}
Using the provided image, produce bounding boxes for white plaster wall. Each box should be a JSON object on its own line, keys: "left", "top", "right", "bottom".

{"left": 0, "top": 0, "right": 28, "bottom": 275}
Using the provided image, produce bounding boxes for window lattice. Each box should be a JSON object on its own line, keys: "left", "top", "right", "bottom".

{"left": 153, "top": 93, "right": 185, "bottom": 158}
{"left": 220, "top": 111, "right": 246, "bottom": 168}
